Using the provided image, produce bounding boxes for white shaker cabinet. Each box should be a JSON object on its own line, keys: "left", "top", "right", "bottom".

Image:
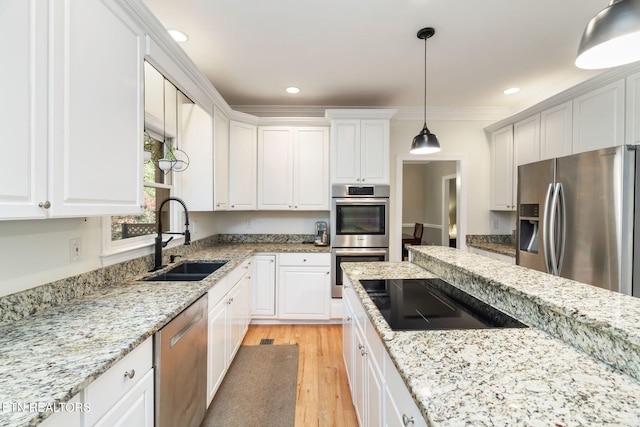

{"left": 207, "top": 259, "right": 252, "bottom": 406}
{"left": 330, "top": 120, "right": 390, "bottom": 185}
{"left": 229, "top": 121, "right": 257, "bottom": 210}
{"left": 49, "top": 0, "right": 144, "bottom": 218}
{"left": 1, "top": 0, "right": 144, "bottom": 220}
{"left": 489, "top": 125, "right": 515, "bottom": 211}
{"left": 38, "top": 396, "right": 82, "bottom": 427}
{"left": 252, "top": 254, "right": 277, "bottom": 318}
{"left": 83, "top": 337, "right": 154, "bottom": 427}
{"left": 627, "top": 71, "right": 640, "bottom": 145}
{"left": 540, "top": 101, "right": 573, "bottom": 160}
{"left": 180, "top": 102, "right": 214, "bottom": 211}
{"left": 214, "top": 108, "right": 230, "bottom": 210}
{"left": 514, "top": 114, "right": 540, "bottom": 167}
{"left": 572, "top": 79, "right": 625, "bottom": 154}
{"left": 257, "top": 127, "right": 329, "bottom": 210}
{"left": 278, "top": 253, "right": 331, "bottom": 320}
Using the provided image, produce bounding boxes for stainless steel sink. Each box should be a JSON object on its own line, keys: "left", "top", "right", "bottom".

{"left": 144, "top": 261, "right": 228, "bottom": 282}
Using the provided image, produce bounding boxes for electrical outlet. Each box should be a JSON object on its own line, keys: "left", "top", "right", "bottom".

{"left": 491, "top": 219, "right": 499, "bottom": 230}
{"left": 69, "top": 238, "right": 82, "bottom": 261}
{"left": 246, "top": 219, "right": 252, "bottom": 229}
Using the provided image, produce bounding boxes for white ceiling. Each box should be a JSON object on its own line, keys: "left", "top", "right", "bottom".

{"left": 143, "top": 0, "right": 609, "bottom": 119}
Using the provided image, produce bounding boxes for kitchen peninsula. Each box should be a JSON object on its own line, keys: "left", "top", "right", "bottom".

{"left": 341, "top": 246, "right": 640, "bottom": 426}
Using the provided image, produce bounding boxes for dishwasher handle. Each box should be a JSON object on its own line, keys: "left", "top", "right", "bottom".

{"left": 170, "top": 309, "right": 204, "bottom": 348}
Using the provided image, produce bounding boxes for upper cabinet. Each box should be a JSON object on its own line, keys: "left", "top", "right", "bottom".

{"left": 257, "top": 126, "right": 329, "bottom": 210}
{"left": 627, "top": 70, "right": 640, "bottom": 145}
{"left": 572, "top": 80, "right": 625, "bottom": 153}
{"left": 229, "top": 121, "right": 257, "bottom": 210}
{"left": 326, "top": 109, "right": 396, "bottom": 185}
{"left": 490, "top": 125, "right": 515, "bottom": 211}
{"left": 213, "top": 108, "right": 230, "bottom": 210}
{"left": 540, "top": 101, "right": 573, "bottom": 160}
{"left": 0, "top": 0, "right": 144, "bottom": 220}
{"left": 514, "top": 114, "right": 540, "bottom": 167}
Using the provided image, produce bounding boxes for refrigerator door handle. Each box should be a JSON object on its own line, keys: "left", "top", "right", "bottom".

{"left": 542, "top": 183, "right": 554, "bottom": 274}
{"left": 549, "top": 182, "right": 562, "bottom": 275}
{"left": 556, "top": 182, "right": 566, "bottom": 275}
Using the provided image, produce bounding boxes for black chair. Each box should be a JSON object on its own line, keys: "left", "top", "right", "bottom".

{"left": 402, "top": 223, "right": 424, "bottom": 258}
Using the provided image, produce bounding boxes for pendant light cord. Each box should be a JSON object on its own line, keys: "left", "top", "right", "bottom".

{"left": 423, "top": 35, "right": 427, "bottom": 127}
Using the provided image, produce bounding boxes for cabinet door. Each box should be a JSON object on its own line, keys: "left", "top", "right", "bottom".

{"left": 573, "top": 80, "right": 625, "bottom": 153}
{"left": 360, "top": 120, "right": 390, "bottom": 184}
{"left": 366, "top": 353, "right": 384, "bottom": 427}
{"left": 540, "top": 101, "right": 572, "bottom": 160}
{"left": 180, "top": 102, "right": 213, "bottom": 211}
{"left": 627, "top": 71, "right": 640, "bottom": 145}
{"left": 258, "top": 127, "right": 293, "bottom": 209}
{"left": 207, "top": 297, "right": 229, "bottom": 406}
{"left": 293, "top": 128, "right": 329, "bottom": 210}
{"left": 331, "top": 120, "right": 361, "bottom": 183}
{"left": 514, "top": 114, "right": 540, "bottom": 166}
{"left": 228, "top": 285, "right": 244, "bottom": 361}
{"left": 278, "top": 266, "right": 331, "bottom": 320}
{"left": 0, "top": 0, "right": 47, "bottom": 219}
{"left": 353, "top": 324, "right": 367, "bottom": 427}
{"left": 252, "top": 255, "right": 276, "bottom": 317}
{"left": 213, "top": 107, "right": 229, "bottom": 210}
{"left": 490, "top": 125, "right": 515, "bottom": 211}
{"left": 384, "top": 352, "right": 428, "bottom": 427}
{"left": 229, "top": 121, "right": 257, "bottom": 210}
{"left": 49, "top": 0, "right": 144, "bottom": 217}
{"left": 93, "top": 369, "right": 154, "bottom": 427}
{"left": 342, "top": 294, "right": 355, "bottom": 392}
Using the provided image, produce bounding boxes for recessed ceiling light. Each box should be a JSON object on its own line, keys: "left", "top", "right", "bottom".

{"left": 168, "top": 29, "right": 188, "bottom": 43}
{"left": 503, "top": 87, "right": 520, "bottom": 95}
{"left": 286, "top": 86, "right": 301, "bottom": 94}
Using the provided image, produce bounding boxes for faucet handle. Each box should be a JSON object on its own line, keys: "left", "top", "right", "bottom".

{"left": 170, "top": 254, "right": 182, "bottom": 263}
{"left": 162, "top": 236, "right": 174, "bottom": 247}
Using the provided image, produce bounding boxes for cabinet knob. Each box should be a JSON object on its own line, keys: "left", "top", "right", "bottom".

{"left": 345, "top": 316, "right": 352, "bottom": 322}
{"left": 124, "top": 369, "right": 136, "bottom": 380}
{"left": 39, "top": 201, "right": 51, "bottom": 209}
{"left": 402, "top": 414, "right": 415, "bottom": 426}
{"left": 326, "top": 271, "right": 330, "bottom": 275}
{"left": 360, "top": 348, "right": 367, "bottom": 356}
{"left": 361, "top": 178, "right": 366, "bottom": 182}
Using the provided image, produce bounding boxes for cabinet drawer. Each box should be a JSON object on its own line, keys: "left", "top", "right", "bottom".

{"left": 208, "top": 259, "right": 251, "bottom": 307}
{"left": 279, "top": 252, "right": 330, "bottom": 266}
{"left": 84, "top": 337, "right": 152, "bottom": 425}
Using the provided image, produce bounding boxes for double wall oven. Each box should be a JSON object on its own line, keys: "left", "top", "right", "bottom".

{"left": 331, "top": 184, "right": 389, "bottom": 297}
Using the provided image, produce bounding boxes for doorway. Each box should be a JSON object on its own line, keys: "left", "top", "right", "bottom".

{"left": 393, "top": 154, "right": 467, "bottom": 261}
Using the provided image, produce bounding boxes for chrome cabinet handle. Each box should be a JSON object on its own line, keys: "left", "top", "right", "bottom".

{"left": 39, "top": 201, "right": 51, "bottom": 209}
{"left": 402, "top": 414, "right": 415, "bottom": 426}
{"left": 124, "top": 369, "right": 136, "bottom": 380}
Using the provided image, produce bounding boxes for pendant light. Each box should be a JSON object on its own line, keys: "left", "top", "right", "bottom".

{"left": 411, "top": 27, "right": 441, "bottom": 154}
{"left": 576, "top": 0, "right": 640, "bottom": 69}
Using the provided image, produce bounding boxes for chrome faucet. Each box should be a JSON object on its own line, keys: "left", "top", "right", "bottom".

{"left": 151, "top": 197, "right": 191, "bottom": 271}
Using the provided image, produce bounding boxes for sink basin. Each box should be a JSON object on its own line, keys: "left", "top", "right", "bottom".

{"left": 144, "top": 261, "right": 228, "bottom": 282}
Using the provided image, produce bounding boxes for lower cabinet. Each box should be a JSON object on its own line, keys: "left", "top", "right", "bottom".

{"left": 207, "top": 259, "right": 252, "bottom": 406}
{"left": 83, "top": 337, "right": 154, "bottom": 427}
{"left": 343, "top": 275, "right": 427, "bottom": 427}
{"left": 278, "top": 253, "right": 331, "bottom": 320}
{"left": 252, "top": 254, "right": 277, "bottom": 318}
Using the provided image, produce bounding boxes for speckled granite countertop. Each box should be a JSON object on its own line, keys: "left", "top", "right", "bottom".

{"left": 466, "top": 234, "right": 516, "bottom": 257}
{"left": 0, "top": 243, "right": 329, "bottom": 427}
{"left": 342, "top": 246, "right": 640, "bottom": 427}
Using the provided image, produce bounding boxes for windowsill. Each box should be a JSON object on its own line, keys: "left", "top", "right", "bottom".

{"left": 101, "top": 235, "right": 185, "bottom": 267}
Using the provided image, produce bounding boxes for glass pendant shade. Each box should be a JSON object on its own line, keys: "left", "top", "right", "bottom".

{"left": 576, "top": 0, "right": 640, "bottom": 69}
{"left": 410, "top": 123, "right": 440, "bottom": 154}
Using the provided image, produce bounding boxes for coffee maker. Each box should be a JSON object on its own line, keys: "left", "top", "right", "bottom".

{"left": 314, "top": 221, "right": 328, "bottom": 246}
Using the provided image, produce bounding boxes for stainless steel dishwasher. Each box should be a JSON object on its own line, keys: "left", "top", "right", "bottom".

{"left": 154, "top": 294, "right": 207, "bottom": 427}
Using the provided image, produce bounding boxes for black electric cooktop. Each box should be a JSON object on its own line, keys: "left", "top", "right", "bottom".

{"left": 359, "top": 278, "right": 527, "bottom": 331}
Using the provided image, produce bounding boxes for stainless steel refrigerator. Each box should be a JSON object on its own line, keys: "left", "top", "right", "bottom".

{"left": 517, "top": 146, "right": 639, "bottom": 297}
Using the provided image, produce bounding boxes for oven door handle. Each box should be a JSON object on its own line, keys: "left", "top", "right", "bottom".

{"left": 333, "top": 198, "right": 389, "bottom": 205}
{"left": 333, "top": 248, "right": 389, "bottom": 256}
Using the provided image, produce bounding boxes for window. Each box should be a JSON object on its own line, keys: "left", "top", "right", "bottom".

{"left": 102, "top": 130, "right": 174, "bottom": 257}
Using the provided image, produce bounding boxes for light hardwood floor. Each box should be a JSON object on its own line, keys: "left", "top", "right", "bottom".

{"left": 242, "top": 324, "right": 359, "bottom": 427}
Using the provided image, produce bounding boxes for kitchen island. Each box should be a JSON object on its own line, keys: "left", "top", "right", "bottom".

{"left": 341, "top": 246, "right": 640, "bottom": 426}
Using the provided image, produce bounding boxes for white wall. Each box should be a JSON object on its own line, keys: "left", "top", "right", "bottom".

{"left": 213, "top": 211, "right": 329, "bottom": 235}
{"left": 389, "top": 119, "right": 493, "bottom": 259}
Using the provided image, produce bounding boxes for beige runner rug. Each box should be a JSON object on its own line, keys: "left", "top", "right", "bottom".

{"left": 201, "top": 344, "right": 299, "bottom": 427}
